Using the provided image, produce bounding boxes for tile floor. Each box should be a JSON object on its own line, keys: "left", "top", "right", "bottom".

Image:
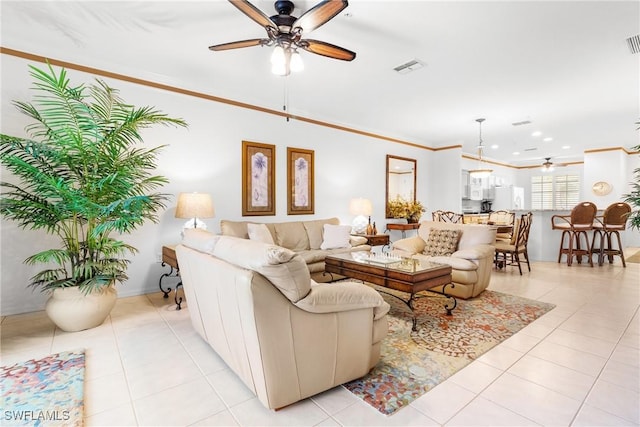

{"left": 1, "top": 253, "right": 639, "bottom": 426}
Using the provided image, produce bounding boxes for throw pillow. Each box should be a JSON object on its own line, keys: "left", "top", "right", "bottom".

{"left": 320, "top": 224, "right": 352, "bottom": 250}
{"left": 247, "top": 223, "right": 275, "bottom": 245}
{"left": 423, "top": 229, "right": 461, "bottom": 256}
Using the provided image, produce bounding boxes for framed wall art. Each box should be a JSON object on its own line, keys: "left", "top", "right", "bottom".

{"left": 242, "top": 140, "right": 275, "bottom": 216}
{"left": 287, "top": 147, "right": 314, "bottom": 215}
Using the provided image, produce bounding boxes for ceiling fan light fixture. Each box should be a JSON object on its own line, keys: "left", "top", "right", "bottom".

{"left": 270, "top": 45, "right": 286, "bottom": 65}
{"left": 290, "top": 50, "right": 304, "bottom": 72}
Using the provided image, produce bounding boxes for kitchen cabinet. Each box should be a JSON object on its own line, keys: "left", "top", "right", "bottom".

{"left": 461, "top": 170, "right": 470, "bottom": 199}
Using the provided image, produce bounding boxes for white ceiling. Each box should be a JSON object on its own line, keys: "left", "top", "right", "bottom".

{"left": 2, "top": 0, "right": 639, "bottom": 166}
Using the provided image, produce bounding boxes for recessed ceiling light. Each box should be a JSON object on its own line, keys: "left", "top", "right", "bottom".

{"left": 491, "top": 144, "right": 499, "bottom": 149}
{"left": 512, "top": 151, "right": 520, "bottom": 155}
{"left": 531, "top": 131, "right": 542, "bottom": 137}
{"left": 543, "top": 137, "right": 553, "bottom": 142}
{"left": 562, "top": 145, "right": 570, "bottom": 149}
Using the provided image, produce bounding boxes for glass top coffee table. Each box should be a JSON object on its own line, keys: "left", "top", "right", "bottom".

{"left": 325, "top": 252, "right": 456, "bottom": 330}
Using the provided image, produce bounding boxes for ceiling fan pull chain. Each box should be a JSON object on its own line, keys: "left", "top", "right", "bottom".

{"left": 283, "top": 76, "right": 290, "bottom": 122}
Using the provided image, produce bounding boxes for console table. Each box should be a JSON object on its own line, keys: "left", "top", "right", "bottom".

{"left": 159, "top": 245, "right": 184, "bottom": 310}
{"left": 385, "top": 222, "right": 421, "bottom": 238}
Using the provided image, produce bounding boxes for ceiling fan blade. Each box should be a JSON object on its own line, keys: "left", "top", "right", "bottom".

{"left": 228, "top": 0, "right": 276, "bottom": 29}
{"left": 209, "top": 38, "right": 266, "bottom": 51}
{"left": 301, "top": 39, "right": 356, "bottom": 61}
{"left": 293, "top": 0, "right": 348, "bottom": 33}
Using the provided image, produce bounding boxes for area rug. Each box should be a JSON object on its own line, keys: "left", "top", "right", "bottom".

{"left": 344, "top": 289, "right": 555, "bottom": 415}
{"left": 626, "top": 249, "right": 640, "bottom": 263}
{"left": 1, "top": 349, "right": 85, "bottom": 426}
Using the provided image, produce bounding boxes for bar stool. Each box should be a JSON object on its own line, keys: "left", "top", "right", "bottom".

{"left": 551, "top": 202, "right": 597, "bottom": 266}
{"left": 590, "top": 202, "right": 631, "bottom": 267}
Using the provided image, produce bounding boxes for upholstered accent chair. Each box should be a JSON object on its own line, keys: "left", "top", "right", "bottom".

{"left": 391, "top": 221, "right": 496, "bottom": 299}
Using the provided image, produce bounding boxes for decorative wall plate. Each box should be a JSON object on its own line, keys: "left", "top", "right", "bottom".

{"left": 592, "top": 181, "right": 612, "bottom": 196}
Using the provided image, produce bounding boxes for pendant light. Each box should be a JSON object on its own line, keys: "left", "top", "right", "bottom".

{"left": 469, "top": 118, "right": 493, "bottom": 178}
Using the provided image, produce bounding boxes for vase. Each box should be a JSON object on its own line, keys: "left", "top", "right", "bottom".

{"left": 45, "top": 285, "right": 117, "bottom": 332}
{"left": 407, "top": 216, "right": 420, "bottom": 224}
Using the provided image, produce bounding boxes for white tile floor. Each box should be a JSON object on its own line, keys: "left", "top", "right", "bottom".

{"left": 1, "top": 253, "right": 639, "bottom": 426}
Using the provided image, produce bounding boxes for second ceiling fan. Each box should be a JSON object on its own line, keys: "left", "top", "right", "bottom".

{"left": 209, "top": 0, "right": 356, "bottom": 75}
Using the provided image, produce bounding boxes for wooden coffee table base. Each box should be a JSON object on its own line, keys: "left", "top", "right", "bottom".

{"left": 325, "top": 254, "right": 456, "bottom": 331}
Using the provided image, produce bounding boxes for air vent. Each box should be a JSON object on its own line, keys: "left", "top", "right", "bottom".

{"left": 627, "top": 34, "right": 640, "bottom": 54}
{"left": 524, "top": 147, "right": 537, "bottom": 152}
{"left": 393, "top": 59, "right": 425, "bottom": 74}
{"left": 512, "top": 120, "right": 532, "bottom": 126}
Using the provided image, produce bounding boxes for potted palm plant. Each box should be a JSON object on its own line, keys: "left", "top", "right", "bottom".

{"left": 0, "top": 64, "right": 187, "bottom": 331}
{"left": 624, "top": 121, "right": 640, "bottom": 230}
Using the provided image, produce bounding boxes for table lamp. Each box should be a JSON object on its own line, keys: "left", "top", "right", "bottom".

{"left": 349, "top": 197, "right": 373, "bottom": 234}
{"left": 175, "top": 192, "right": 215, "bottom": 231}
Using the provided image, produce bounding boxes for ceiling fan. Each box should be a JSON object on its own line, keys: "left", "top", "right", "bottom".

{"left": 541, "top": 157, "right": 570, "bottom": 171}
{"left": 209, "top": 0, "right": 356, "bottom": 76}
{"left": 541, "top": 157, "right": 554, "bottom": 171}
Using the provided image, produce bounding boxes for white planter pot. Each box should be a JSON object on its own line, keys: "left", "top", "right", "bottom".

{"left": 45, "top": 286, "right": 117, "bottom": 332}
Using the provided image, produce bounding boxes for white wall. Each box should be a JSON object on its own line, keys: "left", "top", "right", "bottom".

{"left": 2, "top": 55, "right": 639, "bottom": 315}
{"left": 0, "top": 55, "right": 436, "bottom": 315}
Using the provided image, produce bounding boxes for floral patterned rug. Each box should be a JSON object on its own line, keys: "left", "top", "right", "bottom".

{"left": 344, "top": 289, "right": 555, "bottom": 415}
{"left": 1, "top": 349, "right": 85, "bottom": 426}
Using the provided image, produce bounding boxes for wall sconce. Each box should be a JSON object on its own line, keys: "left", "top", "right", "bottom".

{"left": 349, "top": 197, "right": 373, "bottom": 234}
{"left": 175, "top": 192, "right": 215, "bottom": 231}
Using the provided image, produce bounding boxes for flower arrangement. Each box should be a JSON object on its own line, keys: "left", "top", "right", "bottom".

{"left": 387, "top": 197, "right": 425, "bottom": 222}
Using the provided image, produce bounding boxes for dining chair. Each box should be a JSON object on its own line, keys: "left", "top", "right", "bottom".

{"left": 494, "top": 212, "right": 533, "bottom": 275}
{"left": 432, "top": 210, "right": 464, "bottom": 224}
{"left": 551, "top": 201, "right": 598, "bottom": 266}
{"left": 489, "top": 210, "right": 515, "bottom": 242}
{"left": 590, "top": 202, "right": 631, "bottom": 267}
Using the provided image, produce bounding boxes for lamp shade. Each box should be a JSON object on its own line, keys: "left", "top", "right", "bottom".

{"left": 349, "top": 198, "right": 373, "bottom": 216}
{"left": 175, "top": 193, "right": 215, "bottom": 219}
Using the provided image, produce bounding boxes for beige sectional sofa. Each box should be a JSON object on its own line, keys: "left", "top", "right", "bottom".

{"left": 391, "top": 221, "right": 496, "bottom": 299}
{"left": 220, "top": 217, "right": 370, "bottom": 282}
{"left": 176, "top": 230, "right": 389, "bottom": 409}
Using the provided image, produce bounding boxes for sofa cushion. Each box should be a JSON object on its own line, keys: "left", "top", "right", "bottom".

{"left": 303, "top": 218, "right": 339, "bottom": 249}
{"left": 429, "top": 255, "right": 478, "bottom": 271}
{"left": 298, "top": 249, "right": 328, "bottom": 265}
{"left": 247, "top": 223, "right": 275, "bottom": 244}
{"left": 182, "top": 228, "right": 220, "bottom": 254}
{"left": 392, "top": 236, "right": 426, "bottom": 254}
{"left": 273, "top": 221, "right": 310, "bottom": 251}
{"left": 212, "top": 236, "right": 311, "bottom": 303}
{"left": 295, "top": 281, "right": 390, "bottom": 320}
{"left": 320, "top": 224, "right": 352, "bottom": 250}
{"left": 423, "top": 229, "right": 461, "bottom": 256}
{"left": 418, "top": 221, "right": 495, "bottom": 250}
{"left": 220, "top": 219, "right": 250, "bottom": 238}
{"left": 350, "top": 235, "right": 368, "bottom": 246}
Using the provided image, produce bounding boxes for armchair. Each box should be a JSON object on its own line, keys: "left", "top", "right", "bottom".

{"left": 391, "top": 221, "right": 496, "bottom": 299}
